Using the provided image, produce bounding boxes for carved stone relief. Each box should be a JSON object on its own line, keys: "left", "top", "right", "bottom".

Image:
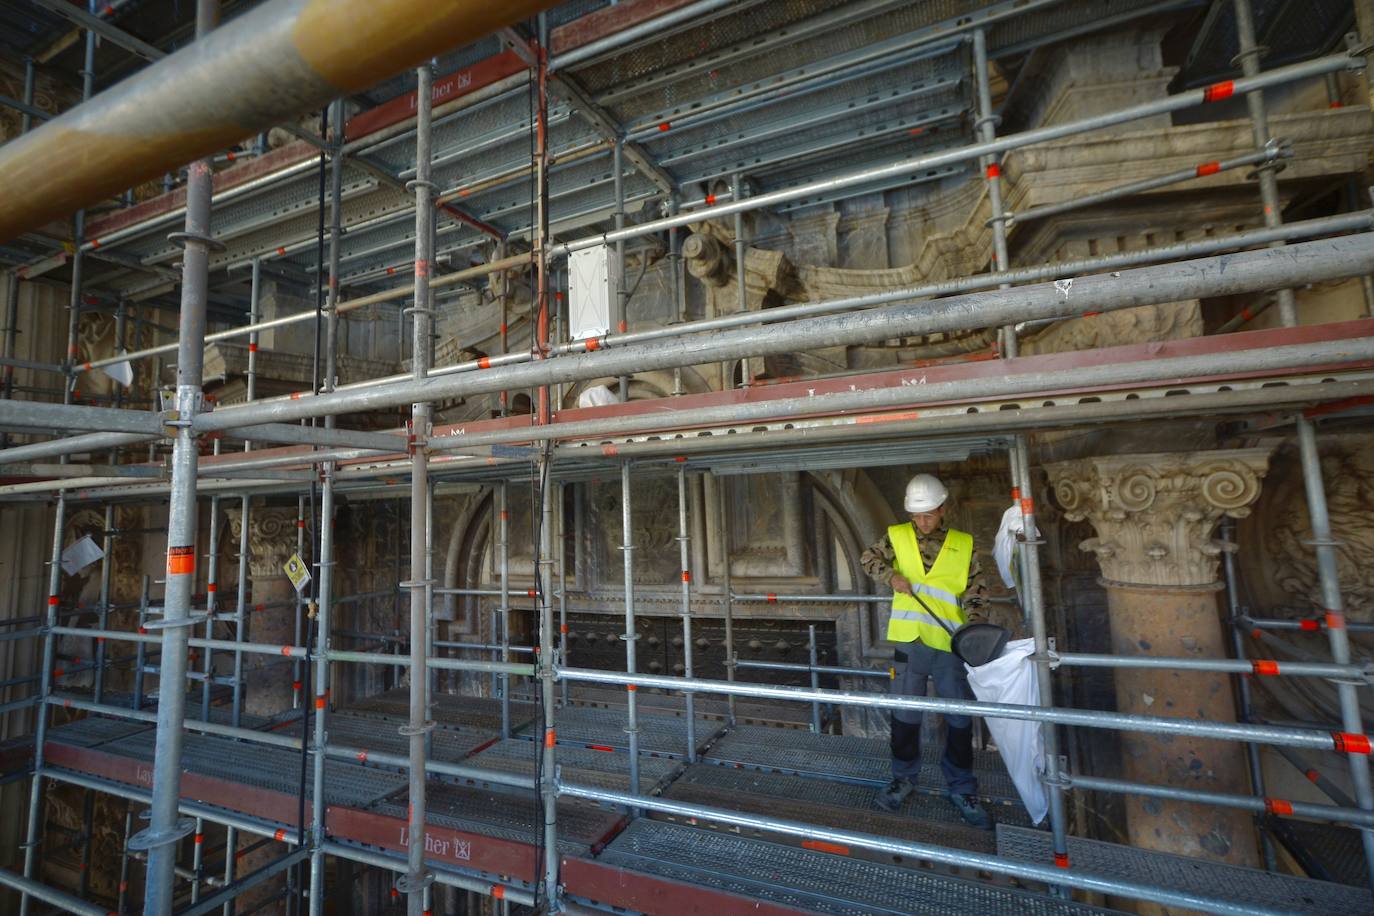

{"left": 1240, "top": 435, "right": 1374, "bottom": 619}
{"left": 1047, "top": 449, "right": 1272, "bottom": 587}
{"left": 224, "top": 504, "right": 298, "bottom": 579}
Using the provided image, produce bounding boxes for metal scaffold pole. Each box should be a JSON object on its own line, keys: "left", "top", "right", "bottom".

{"left": 719, "top": 478, "right": 736, "bottom": 725}
{"left": 678, "top": 464, "right": 697, "bottom": 761}
{"left": 621, "top": 461, "right": 641, "bottom": 797}
{"left": 972, "top": 28, "right": 1015, "bottom": 358}
{"left": 307, "top": 95, "right": 346, "bottom": 916}
{"left": 532, "top": 16, "right": 561, "bottom": 908}
{"left": 400, "top": 60, "right": 436, "bottom": 916}
{"left": 1231, "top": 0, "right": 1374, "bottom": 888}
{"left": 141, "top": 2, "right": 221, "bottom": 910}
{"left": 499, "top": 481, "right": 511, "bottom": 737}
{"left": 1013, "top": 436, "right": 1071, "bottom": 889}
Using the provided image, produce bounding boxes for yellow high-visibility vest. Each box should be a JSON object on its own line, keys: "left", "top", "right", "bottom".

{"left": 886, "top": 524, "right": 973, "bottom": 651}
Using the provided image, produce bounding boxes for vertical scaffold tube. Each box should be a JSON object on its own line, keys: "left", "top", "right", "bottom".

{"left": 1014, "top": 436, "right": 1070, "bottom": 892}
{"left": 499, "top": 482, "right": 511, "bottom": 738}
{"left": 678, "top": 465, "right": 697, "bottom": 761}
{"left": 142, "top": 0, "right": 219, "bottom": 907}
{"left": 558, "top": 480, "right": 569, "bottom": 706}
{"left": 533, "top": 20, "right": 560, "bottom": 905}
{"left": 402, "top": 60, "right": 435, "bottom": 916}
{"left": 19, "top": 490, "right": 67, "bottom": 916}
{"left": 1233, "top": 0, "right": 1374, "bottom": 886}
{"left": 622, "top": 462, "right": 641, "bottom": 796}
{"left": 719, "top": 478, "right": 736, "bottom": 725}
{"left": 614, "top": 139, "right": 628, "bottom": 402}
{"left": 307, "top": 95, "right": 345, "bottom": 916}
{"left": 1221, "top": 519, "right": 1279, "bottom": 872}
{"left": 973, "top": 28, "right": 1015, "bottom": 357}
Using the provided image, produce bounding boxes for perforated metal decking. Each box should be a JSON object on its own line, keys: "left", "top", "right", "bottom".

{"left": 703, "top": 723, "right": 1020, "bottom": 801}
{"left": 595, "top": 820, "right": 1116, "bottom": 915}
{"left": 516, "top": 704, "right": 725, "bottom": 758}
{"left": 997, "top": 824, "right": 1373, "bottom": 915}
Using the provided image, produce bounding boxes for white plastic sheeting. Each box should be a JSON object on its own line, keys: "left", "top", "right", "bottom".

{"left": 964, "top": 638, "right": 1048, "bottom": 824}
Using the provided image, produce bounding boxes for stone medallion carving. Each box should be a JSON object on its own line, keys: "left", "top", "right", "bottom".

{"left": 1047, "top": 449, "right": 1271, "bottom": 587}
{"left": 225, "top": 504, "right": 299, "bottom": 579}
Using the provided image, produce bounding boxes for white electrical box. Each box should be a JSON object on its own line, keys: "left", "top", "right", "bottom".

{"left": 568, "top": 244, "right": 618, "bottom": 340}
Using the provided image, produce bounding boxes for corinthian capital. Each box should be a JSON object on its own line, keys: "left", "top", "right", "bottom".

{"left": 1046, "top": 449, "right": 1272, "bottom": 588}
{"left": 225, "top": 505, "right": 300, "bottom": 579}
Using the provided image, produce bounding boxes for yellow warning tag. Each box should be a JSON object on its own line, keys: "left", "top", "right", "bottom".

{"left": 284, "top": 553, "right": 311, "bottom": 593}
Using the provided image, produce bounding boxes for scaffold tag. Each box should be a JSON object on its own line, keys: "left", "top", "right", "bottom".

{"left": 284, "top": 553, "right": 311, "bottom": 593}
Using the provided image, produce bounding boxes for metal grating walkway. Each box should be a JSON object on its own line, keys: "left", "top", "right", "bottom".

{"left": 664, "top": 762, "right": 1029, "bottom": 855}
{"left": 703, "top": 723, "right": 1019, "bottom": 800}
{"left": 47, "top": 715, "right": 152, "bottom": 748}
{"left": 370, "top": 781, "right": 622, "bottom": 855}
{"left": 102, "top": 731, "right": 406, "bottom": 809}
{"left": 348, "top": 690, "right": 538, "bottom": 733}
{"left": 597, "top": 820, "right": 1117, "bottom": 915}
{"left": 280, "top": 711, "right": 494, "bottom": 763}
{"left": 515, "top": 705, "right": 724, "bottom": 759}
{"left": 467, "top": 737, "right": 681, "bottom": 794}
{"left": 997, "top": 824, "right": 1373, "bottom": 915}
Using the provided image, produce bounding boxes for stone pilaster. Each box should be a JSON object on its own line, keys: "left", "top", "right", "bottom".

{"left": 1047, "top": 448, "right": 1272, "bottom": 876}
{"left": 226, "top": 504, "right": 300, "bottom": 718}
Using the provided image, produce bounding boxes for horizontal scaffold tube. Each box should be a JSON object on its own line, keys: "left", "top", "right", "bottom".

{"left": 557, "top": 781, "right": 1281, "bottom": 916}
{"left": 0, "top": 432, "right": 158, "bottom": 466}
{"left": 49, "top": 694, "right": 302, "bottom": 749}
{"left": 0, "top": 868, "right": 110, "bottom": 916}
{"left": 322, "top": 742, "right": 535, "bottom": 790}
{"left": 1049, "top": 651, "right": 1372, "bottom": 679}
{"left": 192, "top": 234, "right": 1374, "bottom": 434}
{"left": 0, "top": 0, "right": 562, "bottom": 242}
{"left": 549, "top": 51, "right": 1361, "bottom": 255}
{"left": 554, "top": 666, "right": 1368, "bottom": 754}
{"left": 320, "top": 842, "right": 534, "bottom": 907}
{"left": 42, "top": 766, "right": 301, "bottom": 843}
{"left": 1065, "top": 772, "right": 1374, "bottom": 829}
{"left": 325, "top": 648, "right": 534, "bottom": 676}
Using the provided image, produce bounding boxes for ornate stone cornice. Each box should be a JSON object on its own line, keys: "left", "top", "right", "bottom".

{"left": 1046, "top": 449, "right": 1272, "bottom": 588}
{"left": 225, "top": 505, "right": 300, "bottom": 579}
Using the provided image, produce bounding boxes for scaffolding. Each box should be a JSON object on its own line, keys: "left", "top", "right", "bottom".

{"left": 0, "top": 1, "right": 1371, "bottom": 914}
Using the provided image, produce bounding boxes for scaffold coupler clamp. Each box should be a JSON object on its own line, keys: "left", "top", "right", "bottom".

{"left": 1036, "top": 650, "right": 1063, "bottom": 671}
{"left": 1345, "top": 31, "right": 1374, "bottom": 63}
{"left": 395, "top": 870, "right": 435, "bottom": 894}
{"left": 129, "top": 817, "right": 196, "bottom": 852}
{"left": 1040, "top": 769, "right": 1071, "bottom": 790}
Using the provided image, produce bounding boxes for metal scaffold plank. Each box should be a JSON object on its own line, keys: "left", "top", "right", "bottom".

{"left": 595, "top": 820, "right": 1118, "bottom": 915}
{"left": 997, "top": 824, "right": 1373, "bottom": 914}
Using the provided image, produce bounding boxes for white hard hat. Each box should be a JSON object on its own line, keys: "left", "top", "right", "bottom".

{"left": 904, "top": 474, "right": 948, "bottom": 513}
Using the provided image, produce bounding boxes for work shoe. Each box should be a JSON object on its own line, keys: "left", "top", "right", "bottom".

{"left": 947, "top": 791, "right": 994, "bottom": 830}
{"left": 874, "top": 778, "right": 916, "bottom": 812}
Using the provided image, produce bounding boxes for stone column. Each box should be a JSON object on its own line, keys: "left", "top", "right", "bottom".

{"left": 1046, "top": 449, "right": 1272, "bottom": 871}
{"left": 226, "top": 504, "right": 299, "bottom": 719}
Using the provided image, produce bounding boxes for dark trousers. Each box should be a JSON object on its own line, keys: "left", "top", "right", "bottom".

{"left": 890, "top": 640, "right": 977, "bottom": 795}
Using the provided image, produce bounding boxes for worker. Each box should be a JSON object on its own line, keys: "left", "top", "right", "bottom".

{"left": 860, "top": 472, "right": 993, "bottom": 830}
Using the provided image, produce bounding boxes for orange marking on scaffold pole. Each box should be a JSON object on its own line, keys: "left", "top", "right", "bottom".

{"left": 658, "top": 122, "right": 671, "bottom": 132}
{"left": 586, "top": 744, "right": 614, "bottom": 753}
{"left": 1195, "top": 161, "right": 1221, "bottom": 177}
{"left": 48, "top": 596, "right": 59, "bottom": 606}
{"left": 281, "top": 646, "right": 293, "bottom": 656}
{"left": 274, "top": 829, "right": 287, "bottom": 841}
{"left": 560, "top": 624, "right": 569, "bottom": 634}
{"left": 545, "top": 730, "right": 556, "bottom": 748}
{"left": 1203, "top": 80, "right": 1234, "bottom": 103}
{"left": 618, "top": 320, "right": 627, "bottom": 333}
{"left": 1333, "top": 732, "right": 1372, "bottom": 755}
{"left": 1326, "top": 612, "right": 1346, "bottom": 630}
{"left": 167, "top": 545, "right": 195, "bottom": 576}
{"left": 293, "top": 681, "right": 302, "bottom": 691}
{"left": 491, "top": 885, "right": 505, "bottom": 900}
{"left": 478, "top": 357, "right": 491, "bottom": 369}
{"left": 601, "top": 444, "right": 618, "bottom": 457}
{"left": 1306, "top": 768, "right": 1321, "bottom": 783}
{"left": 1021, "top": 498, "right": 1034, "bottom": 516}
{"left": 1300, "top": 618, "right": 1320, "bottom": 632}
{"left": 357, "top": 750, "right": 368, "bottom": 762}
{"left": 1252, "top": 660, "right": 1279, "bottom": 676}
{"left": 1054, "top": 853, "right": 1070, "bottom": 869}
{"left": 855, "top": 411, "right": 920, "bottom": 425}
{"left": 682, "top": 571, "right": 691, "bottom": 583}
{"left": 802, "top": 840, "right": 849, "bottom": 855}
{"left": 248, "top": 342, "right": 258, "bottom": 352}
{"left": 625, "top": 684, "right": 637, "bottom": 692}
{"left": 705, "top": 194, "right": 716, "bottom": 205}
{"left": 1264, "top": 798, "right": 1293, "bottom": 816}
{"left": 194, "top": 834, "right": 204, "bottom": 845}
{"left": 985, "top": 163, "right": 1000, "bottom": 179}
{"left": 315, "top": 695, "right": 326, "bottom": 709}
{"left": 276, "top": 246, "right": 286, "bottom": 256}
{"left": 584, "top": 336, "right": 601, "bottom": 351}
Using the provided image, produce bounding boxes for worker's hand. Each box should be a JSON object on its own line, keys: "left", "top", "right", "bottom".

{"left": 889, "top": 573, "right": 912, "bottom": 595}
